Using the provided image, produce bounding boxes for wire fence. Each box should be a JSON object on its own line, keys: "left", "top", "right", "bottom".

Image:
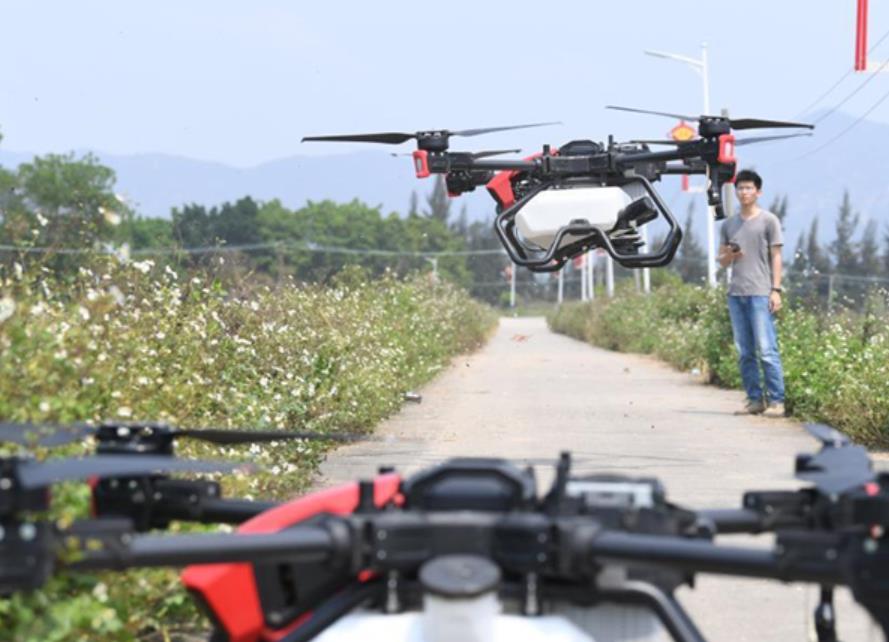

{"left": 3, "top": 238, "right": 886, "bottom": 312}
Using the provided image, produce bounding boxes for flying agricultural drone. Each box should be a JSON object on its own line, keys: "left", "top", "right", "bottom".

{"left": 303, "top": 108, "right": 814, "bottom": 272}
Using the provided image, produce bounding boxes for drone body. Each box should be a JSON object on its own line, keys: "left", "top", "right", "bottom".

{"left": 304, "top": 109, "right": 813, "bottom": 272}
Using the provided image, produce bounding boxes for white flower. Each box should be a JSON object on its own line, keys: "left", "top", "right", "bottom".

{"left": 0, "top": 296, "right": 15, "bottom": 323}
{"left": 92, "top": 582, "right": 108, "bottom": 602}
{"left": 132, "top": 260, "right": 154, "bottom": 274}
{"left": 117, "top": 406, "right": 132, "bottom": 418}
{"left": 164, "top": 265, "right": 178, "bottom": 280}
{"left": 13, "top": 263, "right": 22, "bottom": 280}
{"left": 35, "top": 212, "right": 48, "bottom": 227}
{"left": 78, "top": 306, "right": 90, "bottom": 321}
{"left": 108, "top": 285, "right": 125, "bottom": 306}
{"left": 155, "top": 331, "right": 166, "bottom": 340}
{"left": 38, "top": 401, "right": 50, "bottom": 413}
{"left": 101, "top": 207, "right": 121, "bottom": 226}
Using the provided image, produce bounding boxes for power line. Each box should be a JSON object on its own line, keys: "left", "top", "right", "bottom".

{"left": 795, "top": 25, "right": 889, "bottom": 118}
{"left": 795, "top": 82, "right": 889, "bottom": 159}
{"left": 0, "top": 240, "right": 508, "bottom": 258}
{"left": 810, "top": 57, "right": 889, "bottom": 125}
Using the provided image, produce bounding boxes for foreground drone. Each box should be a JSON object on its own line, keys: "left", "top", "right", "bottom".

{"left": 304, "top": 108, "right": 813, "bottom": 272}
{"left": 0, "top": 422, "right": 887, "bottom": 642}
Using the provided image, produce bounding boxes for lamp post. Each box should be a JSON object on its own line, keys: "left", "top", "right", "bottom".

{"left": 644, "top": 42, "right": 717, "bottom": 288}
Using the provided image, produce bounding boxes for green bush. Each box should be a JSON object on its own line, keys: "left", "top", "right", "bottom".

{"left": 548, "top": 282, "right": 889, "bottom": 448}
{"left": 0, "top": 258, "right": 497, "bottom": 641}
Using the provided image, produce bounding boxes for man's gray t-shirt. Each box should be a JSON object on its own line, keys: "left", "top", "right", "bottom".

{"left": 719, "top": 210, "right": 783, "bottom": 296}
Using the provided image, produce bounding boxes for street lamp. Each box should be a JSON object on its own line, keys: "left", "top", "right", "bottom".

{"left": 644, "top": 42, "right": 718, "bottom": 288}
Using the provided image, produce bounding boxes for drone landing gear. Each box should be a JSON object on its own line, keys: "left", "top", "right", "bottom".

{"left": 814, "top": 585, "right": 838, "bottom": 642}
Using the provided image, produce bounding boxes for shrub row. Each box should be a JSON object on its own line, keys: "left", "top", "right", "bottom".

{"left": 548, "top": 275, "right": 889, "bottom": 448}
{"left": 0, "top": 258, "right": 497, "bottom": 641}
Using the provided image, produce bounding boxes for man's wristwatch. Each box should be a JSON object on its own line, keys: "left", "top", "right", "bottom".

{"left": 771, "top": 287, "right": 783, "bottom": 293}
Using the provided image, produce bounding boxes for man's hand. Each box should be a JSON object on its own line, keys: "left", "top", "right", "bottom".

{"left": 769, "top": 290, "right": 782, "bottom": 313}
{"left": 718, "top": 244, "right": 743, "bottom": 268}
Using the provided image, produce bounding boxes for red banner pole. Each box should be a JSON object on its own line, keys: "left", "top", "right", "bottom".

{"left": 856, "top": 0, "right": 868, "bottom": 71}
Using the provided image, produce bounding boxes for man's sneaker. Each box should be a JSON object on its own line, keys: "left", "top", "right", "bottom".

{"left": 762, "top": 402, "right": 786, "bottom": 418}
{"left": 735, "top": 399, "right": 765, "bottom": 415}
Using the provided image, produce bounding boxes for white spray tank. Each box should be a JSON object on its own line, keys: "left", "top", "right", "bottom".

{"left": 514, "top": 183, "right": 652, "bottom": 252}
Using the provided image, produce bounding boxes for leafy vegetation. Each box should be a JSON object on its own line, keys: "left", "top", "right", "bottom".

{"left": 548, "top": 275, "right": 889, "bottom": 447}
{"left": 0, "top": 258, "right": 497, "bottom": 640}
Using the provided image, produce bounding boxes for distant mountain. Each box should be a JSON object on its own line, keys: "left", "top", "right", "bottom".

{"left": 0, "top": 148, "right": 494, "bottom": 222}
{"left": 1, "top": 110, "right": 887, "bottom": 253}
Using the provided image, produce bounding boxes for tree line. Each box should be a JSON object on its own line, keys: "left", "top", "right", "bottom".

{"left": 672, "top": 192, "right": 888, "bottom": 307}
{"left": 0, "top": 150, "right": 512, "bottom": 304}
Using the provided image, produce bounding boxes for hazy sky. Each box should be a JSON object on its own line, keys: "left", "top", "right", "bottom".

{"left": 1, "top": 1, "right": 886, "bottom": 167}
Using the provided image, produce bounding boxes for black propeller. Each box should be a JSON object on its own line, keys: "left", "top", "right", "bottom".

{"left": 629, "top": 133, "right": 813, "bottom": 147}
{"left": 0, "top": 421, "right": 364, "bottom": 449}
{"left": 9, "top": 455, "right": 252, "bottom": 490}
{"left": 804, "top": 423, "right": 852, "bottom": 447}
{"left": 795, "top": 424, "right": 874, "bottom": 494}
{"left": 606, "top": 105, "right": 814, "bottom": 131}
{"left": 391, "top": 148, "right": 522, "bottom": 159}
{"left": 303, "top": 122, "right": 559, "bottom": 146}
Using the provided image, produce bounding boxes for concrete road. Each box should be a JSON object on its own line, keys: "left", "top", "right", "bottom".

{"left": 318, "top": 317, "right": 885, "bottom": 642}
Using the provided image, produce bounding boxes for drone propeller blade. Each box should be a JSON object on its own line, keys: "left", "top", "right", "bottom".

{"left": 804, "top": 423, "right": 851, "bottom": 447}
{"left": 628, "top": 139, "right": 685, "bottom": 146}
{"left": 451, "top": 122, "right": 560, "bottom": 138}
{"left": 302, "top": 132, "right": 416, "bottom": 145}
{"left": 173, "top": 428, "right": 363, "bottom": 445}
{"left": 304, "top": 122, "right": 558, "bottom": 147}
{"left": 471, "top": 148, "right": 523, "bottom": 159}
{"left": 735, "top": 133, "right": 813, "bottom": 146}
{"left": 796, "top": 445, "right": 874, "bottom": 494}
{"left": 795, "top": 425, "right": 873, "bottom": 493}
{"left": 14, "top": 455, "right": 252, "bottom": 490}
{"left": 608, "top": 106, "right": 814, "bottom": 133}
{"left": 729, "top": 118, "right": 814, "bottom": 131}
{"left": 606, "top": 105, "right": 698, "bottom": 121}
{"left": 0, "top": 421, "right": 93, "bottom": 447}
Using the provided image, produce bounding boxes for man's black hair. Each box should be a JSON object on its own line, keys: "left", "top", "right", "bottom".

{"left": 735, "top": 169, "right": 762, "bottom": 190}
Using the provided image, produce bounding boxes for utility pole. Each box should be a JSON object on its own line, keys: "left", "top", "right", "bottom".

{"left": 606, "top": 255, "right": 615, "bottom": 298}
{"left": 424, "top": 256, "right": 439, "bottom": 282}
{"left": 644, "top": 42, "right": 717, "bottom": 288}
{"left": 580, "top": 256, "right": 588, "bottom": 301}
{"left": 641, "top": 226, "right": 651, "bottom": 294}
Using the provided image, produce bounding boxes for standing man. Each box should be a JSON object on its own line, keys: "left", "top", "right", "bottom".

{"left": 718, "top": 169, "right": 785, "bottom": 417}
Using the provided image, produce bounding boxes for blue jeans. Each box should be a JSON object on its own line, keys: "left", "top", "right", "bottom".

{"left": 727, "top": 296, "right": 785, "bottom": 404}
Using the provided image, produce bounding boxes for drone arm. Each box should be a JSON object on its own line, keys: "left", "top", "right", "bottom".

{"left": 426, "top": 153, "right": 535, "bottom": 175}
{"left": 659, "top": 163, "right": 707, "bottom": 176}
{"left": 69, "top": 526, "right": 340, "bottom": 571}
